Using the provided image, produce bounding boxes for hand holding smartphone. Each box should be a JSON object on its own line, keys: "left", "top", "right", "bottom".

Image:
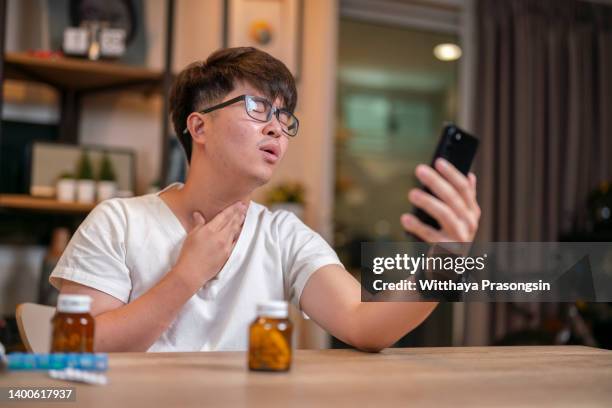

{"left": 412, "top": 124, "right": 479, "bottom": 231}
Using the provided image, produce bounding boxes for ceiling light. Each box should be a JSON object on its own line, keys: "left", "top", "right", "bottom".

{"left": 433, "top": 43, "right": 462, "bottom": 61}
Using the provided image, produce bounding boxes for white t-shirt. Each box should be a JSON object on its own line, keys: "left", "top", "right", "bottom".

{"left": 50, "top": 184, "right": 343, "bottom": 351}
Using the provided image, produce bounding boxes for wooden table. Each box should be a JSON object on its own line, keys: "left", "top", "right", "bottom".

{"left": 1, "top": 346, "right": 611, "bottom": 407}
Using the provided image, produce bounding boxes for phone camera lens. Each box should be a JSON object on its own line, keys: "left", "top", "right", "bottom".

{"left": 455, "top": 134, "right": 462, "bottom": 141}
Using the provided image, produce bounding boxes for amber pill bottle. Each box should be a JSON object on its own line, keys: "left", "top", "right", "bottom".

{"left": 248, "top": 301, "right": 293, "bottom": 372}
{"left": 51, "top": 294, "right": 95, "bottom": 353}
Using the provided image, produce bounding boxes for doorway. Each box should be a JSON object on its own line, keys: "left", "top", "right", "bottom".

{"left": 333, "top": 5, "right": 465, "bottom": 346}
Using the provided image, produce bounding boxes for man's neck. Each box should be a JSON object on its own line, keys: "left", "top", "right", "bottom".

{"left": 159, "top": 166, "right": 253, "bottom": 232}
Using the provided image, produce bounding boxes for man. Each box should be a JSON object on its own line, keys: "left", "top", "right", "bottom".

{"left": 51, "top": 47, "right": 480, "bottom": 352}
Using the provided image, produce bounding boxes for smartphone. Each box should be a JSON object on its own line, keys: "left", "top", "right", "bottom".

{"left": 412, "top": 124, "right": 479, "bottom": 230}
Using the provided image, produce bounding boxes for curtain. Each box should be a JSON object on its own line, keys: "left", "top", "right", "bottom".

{"left": 472, "top": 0, "right": 612, "bottom": 343}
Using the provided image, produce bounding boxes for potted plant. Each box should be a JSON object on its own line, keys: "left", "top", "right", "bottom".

{"left": 96, "top": 152, "right": 118, "bottom": 202}
{"left": 56, "top": 172, "right": 76, "bottom": 202}
{"left": 76, "top": 151, "right": 96, "bottom": 203}
{"left": 266, "top": 182, "right": 306, "bottom": 220}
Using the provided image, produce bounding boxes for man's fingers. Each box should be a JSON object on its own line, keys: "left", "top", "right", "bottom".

{"left": 215, "top": 203, "right": 248, "bottom": 247}
{"left": 415, "top": 164, "right": 470, "bottom": 221}
{"left": 401, "top": 213, "right": 445, "bottom": 243}
{"left": 192, "top": 211, "right": 206, "bottom": 229}
{"left": 468, "top": 172, "right": 477, "bottom": 189}
{"left": 221, "top": 204, "right": 246, "bottom": 233}
{"left": 230, "top": 214, "right": 246, "bottom": 243}
{"left": 434, "top": 159, "right": 478, "bottom": 211}
{"left": 433, "top": 160, "right": 481, "bottom": 232}
{"left": 207, "top": 202, "right": 246, "bottom": 231}
{"left": 408, "top": 189, "right": 470, "bottom": 241}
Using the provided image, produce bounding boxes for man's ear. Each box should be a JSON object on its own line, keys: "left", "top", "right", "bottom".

{"left": 186, "top": 112, "right": 206, "bottom": 145}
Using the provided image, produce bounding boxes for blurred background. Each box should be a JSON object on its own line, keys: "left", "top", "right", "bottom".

{"left": 0, "top": 0, "right": 610, "bottom": 351}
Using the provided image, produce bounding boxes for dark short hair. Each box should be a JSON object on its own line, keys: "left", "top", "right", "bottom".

{"left": 169, "top": 47, "right": 298, "bottom": 162}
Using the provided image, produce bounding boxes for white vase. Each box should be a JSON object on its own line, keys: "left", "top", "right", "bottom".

{"left": 270, "top": 203, "right": 304, "bottom": 220}
{"left": 77, "top": 179, "right": 96, "bottom": 204}
{"left": 97, "top": 181, "right": 117, "bottom": 202}
{"left": 56, "top": 178, "right": 76, "bottom": 202}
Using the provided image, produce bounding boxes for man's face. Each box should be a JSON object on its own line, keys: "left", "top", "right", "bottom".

{"left": 197, "top": 82, "right": 290, "bottom": 187}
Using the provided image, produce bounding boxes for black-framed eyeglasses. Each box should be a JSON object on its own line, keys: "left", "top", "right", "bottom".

{"left": 183, "top": 94, "right": 299, "bottom": 137}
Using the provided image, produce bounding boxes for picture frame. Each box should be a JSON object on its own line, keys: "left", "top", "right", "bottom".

{"left": 223, "top": 0, "right": 303, "bottom": 80}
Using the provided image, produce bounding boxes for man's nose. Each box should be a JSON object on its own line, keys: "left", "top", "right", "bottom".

{"left": 263, "top": 115, "right": 283, "bottom": 138}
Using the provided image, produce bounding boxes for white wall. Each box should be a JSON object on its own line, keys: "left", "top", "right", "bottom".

{"left": 280, "top": 0, "right": 339, "bottom": 347}
{"left": 255, "top": 0, "right": 339, "bottom": 241}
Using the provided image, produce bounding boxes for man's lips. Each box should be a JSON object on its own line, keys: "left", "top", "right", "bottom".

{"left": 259, "top": 143, "right": 280, "bottom": 163}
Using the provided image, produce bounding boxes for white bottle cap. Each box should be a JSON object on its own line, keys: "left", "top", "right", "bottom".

{"left": 257, "top": 300, "right": 288, "bottom": 319}
{"left": 57, "top": 294, "right": 92, "bottom": 313}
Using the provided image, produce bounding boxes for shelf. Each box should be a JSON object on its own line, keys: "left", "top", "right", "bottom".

{"left": 0, "top": 194, "right": 95, "bottom": 214}
{"left": 4, "top": 52, "right": 164, "bottom": 93}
